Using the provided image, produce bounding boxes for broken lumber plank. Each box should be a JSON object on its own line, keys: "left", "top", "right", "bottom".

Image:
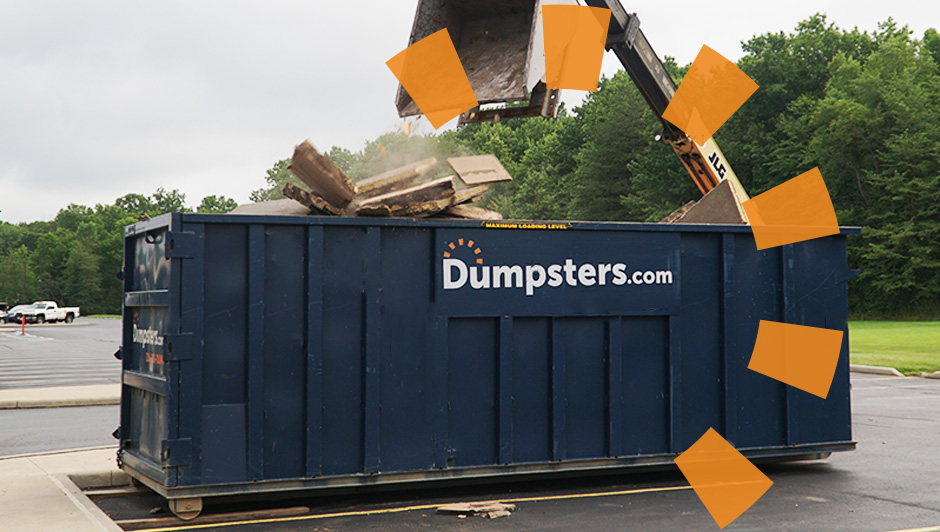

{"left": 435, "top": 204, "right": 503, "bottom": 220}
{"left": 447, "top": 155, "right": 512, "bottom": 185}
{"left": 230, "top": 199, "right": 312, "bottom": 216}
{"left": 356, "top": 157, "right": 438, "bottom": 199}
{"left": 288, "top": 140, "right": 358, "bottom": 208}
{"left": 453, "top": 184, "right": 488, "bottom": 205}
{"left": 355, "top": 177, "right": 456, "bottom": 218}
{"left": 282, "top": 183, "right": 343, "bottom": 215}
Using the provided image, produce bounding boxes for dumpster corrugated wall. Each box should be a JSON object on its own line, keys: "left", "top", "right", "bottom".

{"left": 118, "top": 213, "right": 857, "bottom": 501}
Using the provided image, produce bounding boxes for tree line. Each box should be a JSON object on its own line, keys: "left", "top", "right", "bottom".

{"left": 0, "top": 191, "right": 236, "bottom": 314}
{"left": 2, "top": 15, "right": 937, "bottom": 318}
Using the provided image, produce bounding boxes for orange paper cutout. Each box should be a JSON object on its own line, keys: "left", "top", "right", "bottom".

{"left": 386, "top": 29, "right": 479, "bottom": 129}
{"left": 742, "top": 167, "right": 840, "bottom": 250}
{"left": 675, "top": 428, "right": 773, "bottom": 529}
{"left": 542, "top": 5, "right": 611, "bottom": 91}
{"left": 662, "top": 45, "right": 758, "bottom": 145}
{"left": 747, "top": 320, "right": 844, "bottom": 399}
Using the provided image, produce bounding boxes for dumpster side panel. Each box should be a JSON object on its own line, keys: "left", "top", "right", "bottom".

{"left": 199, "top": 224, "right": 249, "bottom": 484}
{"left": 447, "top": 318, "right": 499, "bottom": 467}
{"left": 378, "top": 227, "right": 438, "bottom": 473}
{"left": 678, "top": 233, "right": 723, "bottom": 450}
{"left": 511, "top": 318, "right": 552, "bottom": 463}
{"left": 320, "top": 226, "right": 367, "bottom": 476}
{"left": 560, "top": 318, "right": 609, "bottom": 460}
{"left": 785, "top": 236, "right": 852, "bottom": 444}
{"left": 262, "top": 225, "right": 308, "bottom": 479}
{"left": 726, "top": 238, "right": 788, "bottom": 449}
{"left": 620, "top": 316, "right": 669, "bottom": 455}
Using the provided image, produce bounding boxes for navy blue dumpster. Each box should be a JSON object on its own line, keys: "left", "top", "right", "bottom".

{"left": 117, "top": 213, "right": 857, "bottom": 517}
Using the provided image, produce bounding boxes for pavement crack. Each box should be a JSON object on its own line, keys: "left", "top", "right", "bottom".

{"left": 830, "top": 488, "right": 940, "bottom": 515}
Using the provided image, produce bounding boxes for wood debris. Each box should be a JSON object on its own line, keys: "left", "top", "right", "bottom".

{"left": 355, "top": 177, "right": 456, "bottom": 218}
{"left": 356, "top": 158, "right": 437, "bottom": 199}
{"left": 436, "top": 502, "right": 516, "bottom": 519}
{"left": 433, "top": 204, "right": 503, "bottom": 220}
{"left": 282, "top": 183, "right": 344, "bottom": 215}
{"left": 447, "top": 155, "right": 513, "bottom": 185}
{"left": 230, "top": 199, "right": 313, "bottom": 216}
{"left": 288, "top": 140, "right": 358, "bottom": 208}
{"left": 282, "top": 140, "right": 508, "bottom": 220}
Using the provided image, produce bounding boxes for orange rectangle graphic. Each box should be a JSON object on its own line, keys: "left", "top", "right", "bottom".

{"left": 747, "top": 320, "right": 844, "bottom": 399}
{"left": 674, "top": 428, "right": 773, "bottom": 529}
{"left": 386, "top": 29, "right": 479, "bottom": 129}
{"left": 542, "top": 5, "right": 610, "bottom": 91}
{"left": 662, "top": 45, "right": 758, "bottom": 146}
{"left": 742, "top": 167, "right": 840, "bottom": 250}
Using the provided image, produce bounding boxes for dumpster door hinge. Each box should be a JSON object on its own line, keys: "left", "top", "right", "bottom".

{"left": 164, "top": 333, "right": 194, "bottom": 361}
{"left": 162, "top": 438, "right": 192, "bottom": 467}
{"left": 165, "top": 231, "right": 196, "bottom": 259}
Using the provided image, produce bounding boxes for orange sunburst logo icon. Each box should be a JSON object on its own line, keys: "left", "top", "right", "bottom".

{"left": 443, "top": 238, "right": 483, "bottom": 265}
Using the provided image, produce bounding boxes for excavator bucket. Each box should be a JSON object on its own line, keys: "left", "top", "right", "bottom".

{"left": 395, "top": 0, "right": 573, "bottom": 124}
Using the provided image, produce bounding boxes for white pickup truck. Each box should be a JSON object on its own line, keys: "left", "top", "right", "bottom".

{"left": 15, "top": 301, "right": 81, "bottom": 324}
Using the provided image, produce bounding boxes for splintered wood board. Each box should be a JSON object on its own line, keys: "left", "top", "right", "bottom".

{"left": 447, "top": 155, "right": 512, "bottom": 185}
{"left": 288, "top": 140, "right": 358, "bottom": 208}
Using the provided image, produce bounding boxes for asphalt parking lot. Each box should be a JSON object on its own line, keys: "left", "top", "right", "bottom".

{"left": 0, "top": 318, "right": 121, "bottom": 388}
{"left": 91, "top": 373, "right": 940, "bottom": 532}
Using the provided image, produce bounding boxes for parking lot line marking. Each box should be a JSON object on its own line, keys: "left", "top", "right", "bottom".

{"left": 136, "top": 485, "right": 692, "bottom": 532}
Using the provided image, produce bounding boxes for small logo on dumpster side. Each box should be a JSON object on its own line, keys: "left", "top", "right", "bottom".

{"left": 133, "top": 323, "right": 164, "bottom": 347}
{"left": 443, "top": 238, "right": 483, "bottom": 264}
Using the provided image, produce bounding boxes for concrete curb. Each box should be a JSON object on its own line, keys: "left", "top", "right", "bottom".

{"left": 0, "top": 384, "right": 120, "bottom": 409}
{"left": 924, "top": 371, "right": 940, "bottom": 380}
{"left": 849, "top": 364, "right": 904, "bottom": 377}
{"left": 51, "top": 473, "right": 126, "bottom": 532}
{"left": 0, "top": 447, "right": 126, "bottom": 532}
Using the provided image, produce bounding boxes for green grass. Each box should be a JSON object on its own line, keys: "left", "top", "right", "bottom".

{"left": 849, "top": 321, "right": 940, "bottom": 375}
{"left": 85, "top": 314, "right": 121, "bottom": 319}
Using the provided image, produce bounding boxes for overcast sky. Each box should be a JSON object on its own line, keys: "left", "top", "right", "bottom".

{"left": 1, "top": 0, "right": 936, "bottom": 223}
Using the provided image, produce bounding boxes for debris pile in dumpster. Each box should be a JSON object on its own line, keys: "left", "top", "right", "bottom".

{"left": 273, "top": 140, "right": 508, "bottom": 220}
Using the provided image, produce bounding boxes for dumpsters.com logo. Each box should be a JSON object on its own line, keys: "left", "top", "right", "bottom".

{"left": 442, "top": 238, "right": 674, "bottom": 296}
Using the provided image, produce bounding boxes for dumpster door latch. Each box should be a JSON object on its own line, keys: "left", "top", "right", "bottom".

{"left": 162, "top": 438, "right": 193, "bottom": 467}
{"left": 164, "top": 333, "right": 194, "bottom": 361}
{"left": 165, "top": 231, "right": 196, "bottom": 259}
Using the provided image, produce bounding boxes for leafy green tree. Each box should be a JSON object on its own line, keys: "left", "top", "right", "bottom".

{"left": 924, "top": 28, "right": 940, "bottom": 66}
{"left": 196, "top": 195, "right": 238, "bottom": 213}
{"left": 449, "top": 109, "right": 582, "bottom": 219}
{"left": 0, "top": 246, "right": 39, "bottom": 304}
{"left": 720, "top": 14, "right": 881, "bottom": 195}
{"left": 54, "top": 205, "right": 94, "bottom": 232}
{"left": 151, "top": 188, "right": 190, "bottom": 215}
{"left": 32, "top": 231, "right": 70, "bottom": 302}
{"left": 63, "top": 246, "right": 100, "bottom": 310}
{"left": 114, "top": 193, "right": 154, "bottom": 218}
{"left": 0, "top": 222, "right": 27, "bottom": 259}
{"left": 249, "top": 159, "right": 300, "bottom": 202}
{"left": 567, "top": 71, "right": 692, "bottom": 221}
{"left": 795, "top": 34, "right": 940, "bottom": 314}
{"left": 115, "top": 188, "right": 191, "bottom": 218}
